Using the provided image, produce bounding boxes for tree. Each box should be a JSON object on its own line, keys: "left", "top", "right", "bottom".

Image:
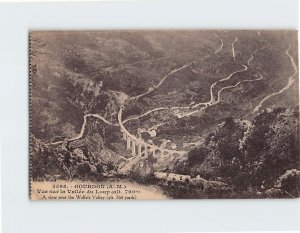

{"left": 187, "top": 146, "right": 207, "bottom": 167}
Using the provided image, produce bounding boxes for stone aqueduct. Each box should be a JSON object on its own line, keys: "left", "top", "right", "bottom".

{"left": 118, "top": 107, "right": 187, "bottom": 158}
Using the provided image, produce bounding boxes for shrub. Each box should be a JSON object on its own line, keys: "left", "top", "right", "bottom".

{"left": 187, "top": 146, "right": 207, "bottom": 166}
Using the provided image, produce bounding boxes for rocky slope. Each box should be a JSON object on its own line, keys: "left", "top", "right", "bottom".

{"left": 172, "top": 107, "right": 299, "bottom": 197}
{"left": 30, "top": 30, "right": 299, "bottom": 198}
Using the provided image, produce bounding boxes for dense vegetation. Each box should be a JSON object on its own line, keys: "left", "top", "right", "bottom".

{"left": 30, "top": 134, "right": 118, "bottom": 181}
{"left": 172, "top": 107, "right": 300, "bottom": 198}
{"left": 30, "top": 30, "right": 299, "bottom": 198}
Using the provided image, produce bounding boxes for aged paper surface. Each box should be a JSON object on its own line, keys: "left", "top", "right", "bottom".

{"left": 31, "top": 180, "right": 167, "bottom": 200}
{"left": 29, "top": 30, "right": 299, "bottom": 200}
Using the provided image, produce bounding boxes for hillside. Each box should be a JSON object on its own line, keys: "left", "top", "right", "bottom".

{"left": 30, "top": 30, "right": 299, "bottom": 198}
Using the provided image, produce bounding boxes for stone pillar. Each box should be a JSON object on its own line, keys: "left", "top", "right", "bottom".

{"left": 126, "top": 137, "right": 131, "bottom": 149}
{"left": 132, "top": 141, "right": 136, "bottom": 156}
{"left": 144, "top": 145, "right": 148, "bottom": 157}
{"left": 138, "top": 144, "right": 142, "bottom": 157}
{"left": 137, "top": 128, "right": 142, "bottom": 138}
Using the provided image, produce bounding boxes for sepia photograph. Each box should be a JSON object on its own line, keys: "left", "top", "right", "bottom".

{"left": 29, "top": 30, "right": 299, "bottom": 200}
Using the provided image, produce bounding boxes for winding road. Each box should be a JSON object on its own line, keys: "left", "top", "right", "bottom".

{"left": 50, "top": 114, "right": 117, "bottom": 145}
{"left": 122, "top": 38, "right": 225, "bottom": 122}
{"left": 216, "top": 73, "right": 263, "bottom": 103}
{"left": 253, "top": 44, "right": 297, "bottom": 113}
{"left": 247, "top": 50, "right": 256, "bottom": 65}
{"left": 192, "top": 64, "right": 248, "bottom": 109}
{"left": 52, "top": 37, "right": 286, "bottom": 152}
{"left": 180, "top": 74, "right": 263, "bottom": 118}
{"left": 51, "top": 38, "right": 224, "bottom": 144}
{"left": 123, "top": 38, "right": 261, "bottom": 122}
{"left": 129, "top": 39, "right": 224, "bottom": 102}
{"left": 232, "top": 37, "right": 238, "bottom": 59}
{"left": 215, "top": 39, "right": 224, "bottom": 54}
{"left": 122, "top": 107, "right": 169, "bottom": 124}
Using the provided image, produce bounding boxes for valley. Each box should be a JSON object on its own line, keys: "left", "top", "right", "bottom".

{"left": 30, "top": 30, "right": 299, "bottom": 199}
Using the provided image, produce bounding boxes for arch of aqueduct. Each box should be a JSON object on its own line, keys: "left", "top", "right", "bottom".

{"left": 118, "top": 107, "right": 186, "bottom": 158}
